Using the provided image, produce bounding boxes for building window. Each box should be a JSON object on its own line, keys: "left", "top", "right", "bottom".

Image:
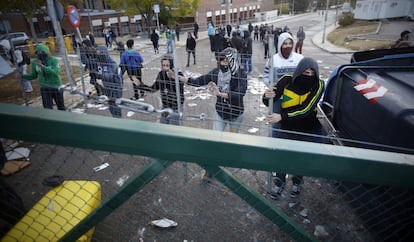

{"left": 83, "top": 0, "right": 97, "bottom": 9}
{"left": 121, "top": 22, "right": 129, "bottom": 35}
{"left": 221, "top": 0, "right": 232, "bottom": 4}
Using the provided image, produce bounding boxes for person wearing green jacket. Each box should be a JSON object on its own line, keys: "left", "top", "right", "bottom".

{"left": 23, "top": 44, "right": 65, "bottom": 110}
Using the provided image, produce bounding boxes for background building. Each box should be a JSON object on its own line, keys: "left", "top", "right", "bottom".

{"left": 0, "top": 0, "right": 275, "bottom": 39}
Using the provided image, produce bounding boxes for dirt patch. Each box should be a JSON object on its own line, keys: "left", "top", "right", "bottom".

{"left": 327, "top": 20, "right": 394, "bottom": 51}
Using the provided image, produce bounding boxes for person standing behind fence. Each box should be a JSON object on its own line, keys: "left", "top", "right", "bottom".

{"left": 241, "top": 30, "right": 253, "bottom": 75}
{"left": 14, "top": 49, "right": 33, "bottom": 94}
{"left": 23, "top": 44, "right": 65, "bottom": 111}
{"left": 184, "top": 47, "right": 247, "bottom": 133}
{"left": 137, "top": 57, "right": 185, "bottom": 125}
{"left": 186, "top": 32, "right": 196, "bottom": 67}
{"left": 166, "top": 27, "right": 173, "bottom": 53}
{"left": 120, "top": 39, "right": 145, "bottom": 100}
{"left": 295, "top": 26, "right": 306, "bottom": 54}
{"left": 175, "top": 23, "right": 181, "bottom": 42}
{"left": 109, "top": 28, "right": 117, "bottom": 49}
{"left": 263, "top": 30, "right": 270, "bottom": 59}
{"left": 212, "top": 28, "right": 226, "bottom": 60}
{"left": 150, "top": 29, "right": 160, "bottom": 53}
{"left": 96, "top": 46, "right": 123, "bottom": 118}
{"left": 262, "top": 57, "right": 324, "bottom": 199}
{"left": 194, "top": 22, "right": 199, "bottom": 39}
{"left": 207, "top": 22, "right": 215, "bottom": 52}
{"left": 80, "top": 40, "right": 104, "bottom": 96}
{"left": 226, "top": 24, "right": 232, "bottom": 38}
{"left": 103, "top": 27, "right": 110, "bottom": 48}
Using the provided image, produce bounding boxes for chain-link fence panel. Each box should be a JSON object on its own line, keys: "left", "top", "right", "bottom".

{"left": 1, "top": 34, "right": 414, "bottom": 242}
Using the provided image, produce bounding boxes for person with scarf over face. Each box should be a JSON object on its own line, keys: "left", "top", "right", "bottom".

{"left": 262, "top": 32, "right": 303, "bottom": 137}
{"left": 23, "top": 44, "right": 65, "bottom": 110}
{"left": 185, "top": 47, "right": 247, "bottom": 133}
{"left": 262, "top": 57, "right": 325, "bottom": 199}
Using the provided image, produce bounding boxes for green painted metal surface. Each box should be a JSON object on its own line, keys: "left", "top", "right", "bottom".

{"left": 59, "top": 159, "right": 173, "bottom": 242}
{"left": 2, "top": 103, "right": 414, "bottom": 241}
{"left": 203, "top": 165, "right": 317, "bottom": 241}
{"left": 1, "top": 103, "right": 413, "bottom": 189}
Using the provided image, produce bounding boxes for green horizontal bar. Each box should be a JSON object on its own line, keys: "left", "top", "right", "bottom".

{"left": 1, "top": 103, "right": 413, "bottom": 188}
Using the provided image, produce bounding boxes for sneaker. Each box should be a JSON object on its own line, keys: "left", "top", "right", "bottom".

{"left": 268, "top": 186, "right": 283, "bottom": 200}
{"left": 290, "top": 185, "right": 300, "bottom": 198}
{"left": 130, "top": 96, "right": 139, "bottom": 100}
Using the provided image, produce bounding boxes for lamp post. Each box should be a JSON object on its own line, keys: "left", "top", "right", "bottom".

{"left": 154, "top": 4, "right": 160, "bottom": 33}
{"left": 227, "top": 0, "right": 231, "bottom": 25}
{"left": 85, "top": 0, "right": 93, "bottom": 33}
{"left": 322, "top": 0, "right": 329, "bottom": 44}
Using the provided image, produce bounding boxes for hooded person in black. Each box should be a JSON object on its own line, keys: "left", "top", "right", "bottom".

{"left": 137, "top": 56, "right": 185, "bottom": 125}
{"left": 263, "top": 57, "right": 325, "bottom": 199}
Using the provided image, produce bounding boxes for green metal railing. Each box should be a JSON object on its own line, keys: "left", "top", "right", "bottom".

{"left": 1, "top": 103, "right": 413, "bottom": 241}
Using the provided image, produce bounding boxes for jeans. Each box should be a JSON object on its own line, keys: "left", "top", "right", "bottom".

{"left": 40, "top": 87, "right": 66, "bottom": 111}
{"left": 213, "top": 112, "right": 243, "bottom": 133}
{"left": 167, "top": 39, "right": 173, "bottom": 53}
{"left": 241, "top": 54, "right": 252, "bottom": 73}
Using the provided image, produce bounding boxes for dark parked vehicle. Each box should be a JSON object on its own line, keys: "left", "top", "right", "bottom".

{"left": 321, "top": 47, "right": 414, "bottom": 241}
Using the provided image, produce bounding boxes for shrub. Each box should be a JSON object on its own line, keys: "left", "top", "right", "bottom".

{"left": 338, "top": 13, "right": 355, "bottom": 27}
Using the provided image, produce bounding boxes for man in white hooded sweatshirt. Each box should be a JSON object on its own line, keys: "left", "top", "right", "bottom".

{"left": 262, "top": 32, "right": 303, "bottom": 137}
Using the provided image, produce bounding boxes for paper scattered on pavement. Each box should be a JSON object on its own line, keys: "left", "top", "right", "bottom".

{"left": 93, "top": 162, "right": 109, "bottom": 172}
{"left": 6, "top": 147, "right": 30, "bottom": 161}
{"left": 116, "top": 175, "right": 129, "bottom": 187}
{"left": 248, "top": 127, "right": 259, "bottom": 134}
{"left": 255, "top": 116, "right": 266, "bottom": 122}
{"left": 150, "top": 218, "right": 178, "bottom": 228}
{"left": 187, "top": 103, "right": 197, "bottom": 107}
{"left": 127, "top": 111, "right": 135, "bottom": 117}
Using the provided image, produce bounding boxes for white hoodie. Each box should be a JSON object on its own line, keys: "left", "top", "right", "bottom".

{"left": 262, "top": 32, "right": 303, "bottom": 87}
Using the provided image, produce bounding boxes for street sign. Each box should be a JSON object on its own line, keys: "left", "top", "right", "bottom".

{"left": 154, "top": 4, "right": 160, "bottom": 13}
{"left": 67, "top": 5, "right": 81, "bottom": 28}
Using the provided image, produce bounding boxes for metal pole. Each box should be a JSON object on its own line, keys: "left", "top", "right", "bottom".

{"left": 227, "top": 0, "right": 231, "bottom": 25}
{"left": 266, "top": 35, "right": 275, "bottom": 194}
{"left": 322, "top": 0, "right": 329, "bottom": 44}
{"left": 46, "top": 0, "right": 74, "bottom": 87}
{"left": 279, "top": 0, "right": 282, "bottom": 16}
{"left": 85, "top": 0, "right": 93, "bottom": 32}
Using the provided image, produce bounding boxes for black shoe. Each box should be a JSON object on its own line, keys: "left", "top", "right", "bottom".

{"left": 268, "top": 186, "right": 283, "bottom": 200}
{"left": 186, "top": 64, "right": 189, "bottom": 67}
{"left": 290, "top": 185, "right": 300, "bottom": 198}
